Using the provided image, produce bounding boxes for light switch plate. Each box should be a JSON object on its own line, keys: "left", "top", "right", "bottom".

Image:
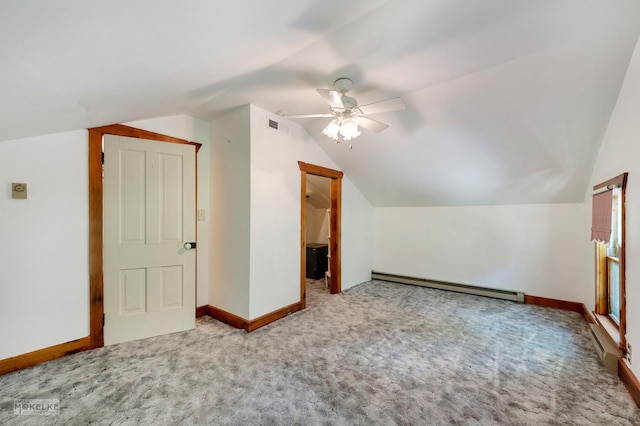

{"left": 197, "top": 210, "right": 205, "bottom": 221}
{"left": 12, "top": 182, "right": 27, "bottom": 199}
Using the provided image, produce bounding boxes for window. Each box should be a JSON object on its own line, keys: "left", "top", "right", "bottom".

{"left": 607, "top": 189, "right": 622, "bottom": 323}
{"left": 592, "top": 173, "right": 627, "bottom": 352}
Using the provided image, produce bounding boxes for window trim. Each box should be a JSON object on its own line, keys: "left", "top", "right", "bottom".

{"left": 593, "top": 172, "right": 628, "bottom": 354}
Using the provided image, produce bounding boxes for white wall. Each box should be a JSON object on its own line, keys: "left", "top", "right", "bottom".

{"left": 216, "top": 104, "right": 374, "bottom": 320}
{"left": 587, "top": 35, "right": 640, "bottom": 377}
{"left": 373, "top": 204, "right": 588, "bottom": 302}
{"left": 305, "top": 201, "right": 316, "bottom": 243}
{"left": 125, "top": 115, "right": 211, "bottom": 306}
{"left": 341, "top": 180, "right": 375, "bottom": 289}
{"left": 208, "top": 107, "right": 252, "bottom": 319}
{"left": 314, "top": 208, "right": 329, "bottom": 244}
{"left": 306, "top": 205, "right": 329, "bottom": 244}
{"left": 0, "top": 130, "right": 89, "bottom": 359}
{"left": 209, "top": 103, "right": 374, "bottom": 320}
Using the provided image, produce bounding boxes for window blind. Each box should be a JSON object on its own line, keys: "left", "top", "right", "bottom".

{"left": 591, "top": 190, "right": 613, "bottom": 242}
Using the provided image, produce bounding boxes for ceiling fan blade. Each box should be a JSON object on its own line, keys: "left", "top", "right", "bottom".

{"left": 281, "top": 113, "right": 334, "bottom": 119}
{"left": 357, "top": 116, "right": 389, "bottom": 133}
{"left": 316, "top": 89, "right": 344, "bottom": 109}
{"left": 359, "top": 97, "right": 405, "bottom": 115}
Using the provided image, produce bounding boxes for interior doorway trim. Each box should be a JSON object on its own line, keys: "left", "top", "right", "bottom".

{"left": 88, "top": 124, "right": 201, "bottom": 349}
{"left": 298, "top": 161, "right": 343, "bottom": 309}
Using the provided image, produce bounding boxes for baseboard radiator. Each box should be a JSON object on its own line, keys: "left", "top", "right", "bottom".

{"left": 371, "top": 271, "right": 524, "bottom": 303}
{"left": 588, "top": 323, "right": 620, "bottom": 375}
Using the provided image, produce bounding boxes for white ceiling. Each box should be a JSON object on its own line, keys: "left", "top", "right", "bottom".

{"left": 2, "top": 1, "right": 639, "bottom": 206}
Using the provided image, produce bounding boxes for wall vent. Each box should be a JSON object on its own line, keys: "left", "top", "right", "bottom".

{"left": 265, "top": 116, "right": 289, "bottom": 133}
{"left": 267, "top": 118, "right": 279, "bottom": 130}
{"left": 371, "top": 271, "right": 525, "bottom": 303}
{"left": 588, "top": 323, "right": 620, "bottom": 374}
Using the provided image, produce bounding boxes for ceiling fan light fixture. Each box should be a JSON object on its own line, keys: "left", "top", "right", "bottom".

{"left": 339, "top": 118, "right": 360, "bottom": 141}
{"left": 322, "top": 119, "right": 341, "bottom": 141}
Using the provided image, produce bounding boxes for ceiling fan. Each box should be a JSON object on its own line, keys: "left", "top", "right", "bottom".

{"left": 282, "top": 77, "right": 405, "bottom": 146}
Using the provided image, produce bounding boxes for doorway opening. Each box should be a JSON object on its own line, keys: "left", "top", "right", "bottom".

{"left": 305, "top": 174, "right": 331, "bottom": 304}
{"left": 298, "top": 162, "right": 343, "bottom": 310}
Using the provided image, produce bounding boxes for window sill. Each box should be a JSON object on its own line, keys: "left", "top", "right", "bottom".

{"left": 594, "top": 313, "right": 621, "bottom": 349}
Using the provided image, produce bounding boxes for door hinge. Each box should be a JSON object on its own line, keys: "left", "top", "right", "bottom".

{"left": 103, "top": 313, "right": 105, "bottom": 326}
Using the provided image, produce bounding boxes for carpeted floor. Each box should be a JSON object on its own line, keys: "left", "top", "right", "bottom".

{"left": 1, "top": 279, "right": 639, "bottom": 425}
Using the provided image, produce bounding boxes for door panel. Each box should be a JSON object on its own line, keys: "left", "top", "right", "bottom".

{"left": 104, "top": 135, "right": 196, "bottom": 345}
{"left": 121, "top": 269, "right": 146, "bottom": 315}
{"left": 160, "top": 266, "right": 183, "bottom": 308}
{"left": 120, "top": 150, "right": 146, "bottom": 244}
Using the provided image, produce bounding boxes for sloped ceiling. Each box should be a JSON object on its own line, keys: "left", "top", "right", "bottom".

{"left": 306, "top": 175, "right": 331, "bottom": 209}
{"left": 1, "top": 1, "right": 639, "bottom": 206}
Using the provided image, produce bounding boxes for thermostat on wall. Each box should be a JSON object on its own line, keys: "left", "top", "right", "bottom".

{"left": 12, "top": 182, "right": 27, "bottom": 199}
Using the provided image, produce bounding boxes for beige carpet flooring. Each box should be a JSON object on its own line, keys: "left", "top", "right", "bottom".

{"left": 1, "top": 279, "right": 639, "bottom": 425}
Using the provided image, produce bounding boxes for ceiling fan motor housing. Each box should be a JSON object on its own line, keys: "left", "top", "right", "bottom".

{"left": 334, "top": 77, "right": 353, "bottom": 94}
{"left": 341, "top": 96, "right": 358, "bottom": 111}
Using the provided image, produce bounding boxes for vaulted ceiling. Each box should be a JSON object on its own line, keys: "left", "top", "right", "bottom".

{"left": 2, "top": 1, "right": 639, "bottom": 206}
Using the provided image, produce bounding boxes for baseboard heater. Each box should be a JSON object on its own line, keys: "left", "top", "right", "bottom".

{"left": 588, "top": 323, "right": 619, "bottom": 375}
{"left": 371, "top": 271, "right": 525, "bottom": 303}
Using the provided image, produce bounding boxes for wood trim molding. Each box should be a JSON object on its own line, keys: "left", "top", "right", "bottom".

{"left": 619, "top": 181, "right": 627, "bottom": 352}
{"left": 88, "top": 129, "right": 104, "bottom": 349}
{"left": 298, "top": 161, "right": 343, "bottom": 179}
{"left": 580, "top": 304, "right": 595, "bottom": 325}
{"left": 593, "top": 172, "right": 628, "bottom": 191}
{"left": 196, "top": 306, "right": 209, "bottom": 318}
{"left": 300, "top": 169, "right": 307, "bottom": 309}
{"left": 247, "top": 302, "right": 301, "bottom": 332}
{"left": 329, "top": 176, "right": 342, "bottom": 294}
{"left": 619, "top": 359, "right": 640, "bottom": 407}
{"left": 524, "top": 294, "right": 585, "bottom": 313}
{"left": 90, "top": 124, "right": 202, "bottom": 152}
{"left": 0, "top": 337, "right": 92, "bottom": 376}
{"left": 204, "top": 306, "right": 249, "bottom": 331}
{"left": 524, "top": 295, "right": 593, "bottom": 325}
{"left": 201, "top": 302, "right": 302, "bottom": 333}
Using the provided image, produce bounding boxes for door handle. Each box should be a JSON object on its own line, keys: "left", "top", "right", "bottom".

{"left": 183, "top": 242, "right": 197, "bottom": 249}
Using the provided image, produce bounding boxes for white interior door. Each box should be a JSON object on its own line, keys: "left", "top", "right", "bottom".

{"left": 103, "top": 135, "right": 196, "bottom": 345}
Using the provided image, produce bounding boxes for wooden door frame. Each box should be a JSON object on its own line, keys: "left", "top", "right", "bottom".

{"left": 88, "top": 124, "right": 201, "bottom": 348}
{"left": 298, "top": 161, "right": 343, "bottom": 309}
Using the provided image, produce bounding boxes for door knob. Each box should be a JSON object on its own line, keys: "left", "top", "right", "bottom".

{"left": 183, "top": 242, "right": 197, "bottom": 249}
